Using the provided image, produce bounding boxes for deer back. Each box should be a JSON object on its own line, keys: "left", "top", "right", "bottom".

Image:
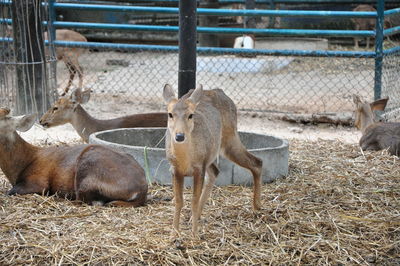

{"left": 360, "top": 122, "right": 400, "bottom": 156}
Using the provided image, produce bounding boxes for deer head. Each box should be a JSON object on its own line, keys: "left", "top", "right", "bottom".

{"left": 352, "top": 95, "right": 389, "bottom": 133}
{"left": 163, "top": 84, "right": 203, "bottom": 143}
{"left": 0, "top": 108, "right": 36, "bottom": 136}
{"left": 40, "top": 88, "right": 91, "bottom": 128}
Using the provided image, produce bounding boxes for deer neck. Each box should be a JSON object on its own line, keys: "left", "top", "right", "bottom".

{"left": 169, "top": 140, "right": 193, "bottom": 176}
{"left": 360, "top": 112, "right": 375, "bottom": 134}
{"left": 71, "top": 105, "right": 99, "bottom": 142}
{"left": 0, "top": 132, "right": 39, "bottom": 185}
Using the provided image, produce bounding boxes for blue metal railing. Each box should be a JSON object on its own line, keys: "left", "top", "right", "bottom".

{"left": 2, "top": 0, "right": 399, "bottom": 99}
{"left": 52, "top": 3, "right": 377, "bottom": 18}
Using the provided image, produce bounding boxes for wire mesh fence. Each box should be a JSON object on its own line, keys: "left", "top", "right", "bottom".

{"left": 52, "top": 45, "right": 394, "bottom": 115}
{"left": 1, "top": 1, "right": 400, "bottom": 119}
{"left": 0, "top": 0, "right": 57, "bottom": 115}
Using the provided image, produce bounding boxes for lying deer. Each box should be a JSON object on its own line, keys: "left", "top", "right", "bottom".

{"left": 353, "top": 94, "right": 400, "bottom": 156}
{"left": 46, "top": 29, "right": 87, "bottom": 95}
{"left": 0, "top": 107, "right": 148, "bottom": 206}
{"left": 163, "top": 84, "right": 263, "bottom": 236}
{"left": 39, "top": 88, "right": 168, "bottom": 143}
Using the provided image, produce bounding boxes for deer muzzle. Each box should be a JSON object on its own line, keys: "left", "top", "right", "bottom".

{"left": 175, "top": 133, "right": 185, "bottom": 142}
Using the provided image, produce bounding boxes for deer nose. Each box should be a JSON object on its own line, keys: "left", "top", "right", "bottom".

{"left": 175, "top": 133, "right": 185, "bottom": 142}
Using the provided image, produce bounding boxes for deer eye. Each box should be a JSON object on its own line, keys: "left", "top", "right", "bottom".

{"left": 188, "top": 114, "right": 193, "bottom": 119}
{"left": 168, "top": 113, "right": 173, "bottom": 118}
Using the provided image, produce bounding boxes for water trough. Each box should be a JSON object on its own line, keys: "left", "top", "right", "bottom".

{"left": 89, "top": 128, "right": 289, "bottom": 186}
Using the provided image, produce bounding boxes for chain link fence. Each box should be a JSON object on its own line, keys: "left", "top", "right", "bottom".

{"left": 53, "top": 44, "right": 397, "bottom": 115}
{"left": 1, "top": 1, "right": 400, "bottom": 119}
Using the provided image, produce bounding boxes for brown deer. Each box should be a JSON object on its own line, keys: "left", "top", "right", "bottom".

{"left": 353, "top": 94, "right": 400, "bottom": 156}
{"left": 39, "top": 88, "right": 168, "bottom": 143}
{"left": 163, "top": 84, "right": 263, "bottom": 237}
{"left": 351, "top": 5, "right": 392, "bottom": 49}
{"left": 7, "top": 27, "right": 86, "bottom": 95}
{"left": 45, "top": 29, "right": 87, "bottom": 95}
{"left": 0, "top": 107, "right": 148, "bottom": 206}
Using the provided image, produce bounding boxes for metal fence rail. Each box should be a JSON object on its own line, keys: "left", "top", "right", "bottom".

{"left": 0, "top": 0, "right": 399, "bottom": 119}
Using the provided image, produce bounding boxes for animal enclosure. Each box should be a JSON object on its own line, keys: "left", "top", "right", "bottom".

{"left": 0, "top": 0, "right": 400, "bottom": 118}
{"left": 0, "top": 139, "right": 398, "bottom": 264}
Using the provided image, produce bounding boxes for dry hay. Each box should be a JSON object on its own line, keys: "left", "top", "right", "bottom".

{"left": 0, "top": 139, "right": 399, "bottom": 265}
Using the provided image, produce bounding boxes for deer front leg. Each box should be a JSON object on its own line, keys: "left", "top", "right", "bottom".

{"left": 191, "top": 169, "right": 205, "bottom": 237}
{"left": 198, "top": 163, "right": 218, "bottom": 217}
{"left": 172, "top": 172, "right": 184, "bottom": 237}
{"left": 7, "top": 182, "right": 47, "bottom": 196}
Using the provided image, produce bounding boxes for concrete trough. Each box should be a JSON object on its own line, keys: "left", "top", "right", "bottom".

{"left": 89, "top": 128, "right": 289, "bottom": 187}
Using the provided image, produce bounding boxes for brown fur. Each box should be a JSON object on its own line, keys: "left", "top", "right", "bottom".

{"left": 163, "top": 84, "right": 263, "bottom": 237}
{"left": 353, "top": 95, "right": 400, "bottom": 156}
{"left": 0, "top": 110, "right": 148, "bottom": 206}
{"left": 351, "top": 5, "right": 392, "bottom": 49}
{"left": 45, "top": 29, "right": 87, "bottom": 95}
{"left": 40, "top": 88, "right": 167, "bottom": 143}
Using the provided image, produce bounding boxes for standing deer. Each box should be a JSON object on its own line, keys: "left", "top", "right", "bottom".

{"left": 351, "top": 5, "right": 392, "bottom": 49}
{"left": 163, "top": 84, "right": 263, "bottom": 237}
{"left": 46, "top": 29, "right": 87, "bottom": 95}
{"left": 7, "top": 27, "right": 86, "bottom": 95}
{"left": 39, "top": 88, "right": 168, "bottom": 143}
{"left": 0, "top": 107, "right": 148, "bottom": 206}
{"left": 353, "top": 94, "right": 400, "bottom": 156}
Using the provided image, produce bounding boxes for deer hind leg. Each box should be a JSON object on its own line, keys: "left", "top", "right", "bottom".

{"left": 63, "top": 61, "right": 77, "bottom": 96}
{"left": 172, "top": 173, "right": 185, "bottom": 237}
{"left": 72, "top": 56, "right": 84, "bottom": 90}
{"left": 222, "top": 135, "right": 263, "bottom": 210}
{"left": 191, "top": 168, "right": 205, "bottom": 236}
{"left": 354, "top": 37, "right": 360, "bottom": 49}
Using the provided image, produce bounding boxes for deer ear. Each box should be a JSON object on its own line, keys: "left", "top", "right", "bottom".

{"left": 370, "top": 97, "right": 388, "bottom": 111}
{"left": 0, "top": 107, "right": 10, "bottom": 118}
{"left": 80, "top": 89, "right": 91, "bottom": 104}
{"left": 15, "top": 114, "right": 36, "bottom": 132}
{"left": 188, "top": 84, "right": 203, "bottom": 105}
{"left": 70, "top": 88, "right": 82, "bottom": 104}
{"left": 163, "top": 84, "right": 176, "bottom": 104}
{"left": 352, "top": 94, "right": 362, "bottom": 105}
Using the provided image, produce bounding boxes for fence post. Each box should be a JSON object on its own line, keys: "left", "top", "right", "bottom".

{"left": 199, "top": 0, "right": 219, "bottom": 47}
{"left": 48, "top": 0, "right": 58, "bottom": 101}
{"left": 11, "top": 0, "right": 48, "bottom": 115}
{"left": 374, "top": 0, "right": 384, "bottom": 100}
{"left": 245, "top": 0, "right": 256, "bottom": 29}
{"left": 178, "top": 0, "right": 197, "bottom": 98}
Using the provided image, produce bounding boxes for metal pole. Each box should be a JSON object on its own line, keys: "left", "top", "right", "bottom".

{"left": 48, "top": 0, "right": 58, "bottom": 101}
{"left": 178, "top": 0, "right": 197, "bottom": 98}
{"left": 374, "top": 0, "right": 384, "bottom": 100}
{"left": 12, "top": 0, "right": 48, "bottom": 115}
